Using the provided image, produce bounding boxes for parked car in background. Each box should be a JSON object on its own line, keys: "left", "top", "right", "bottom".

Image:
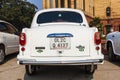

{"left": 106, "top": 31, "right": 120, "bottom": 61}
{"left": 17, "top": 8, "right": 104, "bottom": 75}
{"left": 0, "top": 20, "right": 19, "bottom": 64}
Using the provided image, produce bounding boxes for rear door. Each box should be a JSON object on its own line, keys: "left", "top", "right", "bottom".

{"left": 0, "top": 22, "right": 19, "bottom": 54}
{"left": 5, "top": 23, "right": 19, "bottom": 54}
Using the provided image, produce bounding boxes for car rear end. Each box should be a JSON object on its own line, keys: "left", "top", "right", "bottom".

{"left": 18, "top": 25, "right": 103, "bottom": 65}
{"left": 17, "top": 8, "right": 104, "bottom": 75}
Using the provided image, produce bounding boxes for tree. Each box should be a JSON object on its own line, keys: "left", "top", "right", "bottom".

{"left": 0, "top": 0, "right": 37, "bottom": 31}
{"left": 89, "top": 17, "right": 103, "bottom": 34}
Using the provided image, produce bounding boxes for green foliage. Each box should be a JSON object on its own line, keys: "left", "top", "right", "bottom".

{"left": 0, "top": 0, "right": 37, "bottom": 31}
{"left": 89, "top": 17, "right": 103, "bottom": 34}
{"left": 101, "top": 35, "right": 106, "bottom": 40}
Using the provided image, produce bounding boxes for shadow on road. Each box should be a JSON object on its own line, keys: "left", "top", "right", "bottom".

{"left": 104, "top": 55, "right": 120, "bottom": 67}
{"left": 4, "top": 52, "right": 18, "bottom": 63}
{"left": 24, "top": 66, "right": 94, "bottom": 80}
{"left": 111, "top": 56, "right": 120, "bottom": 67}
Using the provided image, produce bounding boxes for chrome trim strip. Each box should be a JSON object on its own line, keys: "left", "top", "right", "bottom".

{"left": 47, "top": 33, "right": 73, "bottom": 37}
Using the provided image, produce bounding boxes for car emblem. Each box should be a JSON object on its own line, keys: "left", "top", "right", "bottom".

{"left": 35, "top": 47, "right": 45, "bottom": 53}
{"left": 36, "top": 49, "right": 43, "bottom": 53}
{"left": 76, "top": 45, "right": 85, "bottom": 52}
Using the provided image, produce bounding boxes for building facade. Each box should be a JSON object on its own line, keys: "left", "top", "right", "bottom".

{"left": 43, "top": 0, "right": 120, "bottom": 34}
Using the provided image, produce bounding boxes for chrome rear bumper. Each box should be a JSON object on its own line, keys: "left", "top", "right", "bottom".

{"left": 17, "top": 59, "right": 104, "bottom": 65}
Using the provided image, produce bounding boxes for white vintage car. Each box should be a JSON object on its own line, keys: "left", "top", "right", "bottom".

{"left": 0, "top": 20, "right": 19, "bottom": 64}
{"left": 106, "top": 31, "right": 120, "bottom": 61}
{"left": 17, "top": 8, "right": 104, "bottom": 75}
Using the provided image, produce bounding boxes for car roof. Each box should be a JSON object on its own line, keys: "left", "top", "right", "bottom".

{"left": 0, "top": 20, "right": 11, "bottom": 24}
{"left": 0, "top": 20, "right": 16, "bottom": 27}
{"left": 36, "top": 8, "right": 84, "bottom": 15}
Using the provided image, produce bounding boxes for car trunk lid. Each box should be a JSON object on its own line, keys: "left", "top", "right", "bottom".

{"left": 28, "top": 23, "right": 92, "bottom": 57}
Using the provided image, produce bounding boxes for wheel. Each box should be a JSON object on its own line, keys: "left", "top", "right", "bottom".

{"left": 0, "top": 46, "right": 5, "bottom": 64}
{"left": 108, "top": 44, "right": 116, "bottom": 61}
{"left": 85, "top": 65, "right": 97, "bottom": 74}
{"left": 25, "top": 65, "right": 36, "bottom": 75}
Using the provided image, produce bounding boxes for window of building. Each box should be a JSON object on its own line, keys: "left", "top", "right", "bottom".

{"left": 74, "top": 0, "right": 76, "bottom": 9}
{"left": 61, "top": 0, "right": 64, "bottom": 8}
{"left": 68, "top": 0, "right": 71, "bottom": 8}
{"left": 83, "top": 0, "right": 85, "bottom": 11}
{"left": 55, "top": 0, "right": 58, "bottom": 8}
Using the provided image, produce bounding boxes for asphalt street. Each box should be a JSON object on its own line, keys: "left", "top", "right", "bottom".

{"left": 0, "top": 53, "right": 120, "bottom": 80}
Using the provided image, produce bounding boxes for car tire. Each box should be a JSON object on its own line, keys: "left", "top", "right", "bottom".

{"left": 108, "top": 44, "right": 116, "bottom": 61}
{"left": 85, "top": 65, "right": 97, "bottom": 74}
{"left": 0, "top": 46, "right": 5, "bottom": 64}
{"left": 25, "top": 65, "right": 36, "bottom": 75}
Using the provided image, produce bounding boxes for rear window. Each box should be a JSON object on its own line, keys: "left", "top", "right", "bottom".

{"left": 37, "top": 11, "right": 83, "bottom": 24}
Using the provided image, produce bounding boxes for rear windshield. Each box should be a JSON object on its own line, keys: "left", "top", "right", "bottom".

{"left": 37, "top": 11, "right": 83, "bottom": 24}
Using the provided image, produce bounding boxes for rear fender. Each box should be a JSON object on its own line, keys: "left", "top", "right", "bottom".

{"left": 106, "top": 39, "right": 115, "bottom": 53}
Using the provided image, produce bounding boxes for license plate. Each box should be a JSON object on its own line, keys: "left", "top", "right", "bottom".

{"left": 50, "top": 37, "right": 71, "bottom": 50}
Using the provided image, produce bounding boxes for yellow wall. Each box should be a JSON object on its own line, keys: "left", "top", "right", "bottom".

{"left": 111, "top": 0, "right": 120, "bottom": 18}
{"left": 42, "top": 0, "right": 120, "bottom": 19}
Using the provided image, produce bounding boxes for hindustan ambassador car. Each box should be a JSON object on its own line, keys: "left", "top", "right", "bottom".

{"left": 17, "top": 8, "right": 104, "bottom": 75}
{"left": 0, "top": 20, "right": 19, "bottom": 64}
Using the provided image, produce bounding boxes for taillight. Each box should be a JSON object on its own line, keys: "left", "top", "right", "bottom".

{"left": 94, "top": 32, "right": 101, "bottom": 45}
{"left": 20, "top": 33, "right": 26, "bottom": 46}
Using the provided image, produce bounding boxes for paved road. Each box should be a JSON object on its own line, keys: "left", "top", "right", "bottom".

{"left": 0, "top": 53, "right": 120, "bottom": 80}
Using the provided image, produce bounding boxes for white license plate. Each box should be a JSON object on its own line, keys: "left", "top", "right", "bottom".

{"left": 50, "top": 37, "right": 71, "bottom": 50}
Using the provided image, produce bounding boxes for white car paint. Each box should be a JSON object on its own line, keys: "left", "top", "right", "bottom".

{"left": 0, "top": 20, "right": 19, "bottom": 63}
{"left": 107, "top": 32, "right": 120, "bottom": 56}
{"left": 17, "top": 8, "right": 104, "bottom": 75}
